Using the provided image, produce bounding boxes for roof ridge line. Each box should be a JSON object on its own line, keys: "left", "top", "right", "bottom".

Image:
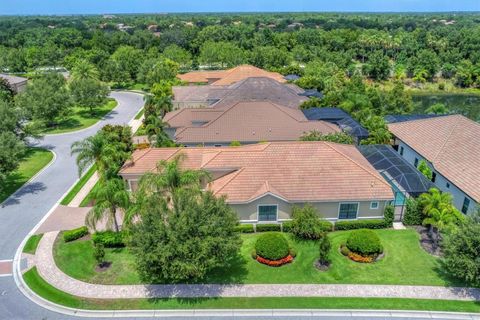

{"left": 431, "top": 115, "right": 463, "bottom": 162}
{"left": 211, "top": 167, "right": 244, "bottom": 196}
{"left": 325, "top": 142, "right": 392, "bottom": 188}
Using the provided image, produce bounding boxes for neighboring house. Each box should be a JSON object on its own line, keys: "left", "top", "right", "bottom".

{"left": 172, "top": 77, "right": 308, "bottom": 110}
{"left": 302, "top": 107, "right": 369, "bottom": 143}
{"left": 163, "top": 101, "right": 340, "bottom": 146}
{"left": 388, "top": 114, "right": 480, "bottom": 214}
{"left": 177, "top": 65, "right": 286, "bottom": 86}
{"left": 119, "top": 141, "right": 394, "bottom": 223}
{"left": 0, "top": 74, "right": 28, "bottom": 93}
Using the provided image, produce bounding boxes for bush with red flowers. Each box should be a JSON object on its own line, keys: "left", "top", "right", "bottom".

{"left": 253, "top": 232, "right": 294, "bottom": 267}
{"left": 256, "top": 254, "right": 293, "bottom": 267}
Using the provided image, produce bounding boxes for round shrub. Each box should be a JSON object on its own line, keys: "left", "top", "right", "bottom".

{"left": 346, "top": 229, "right": 383, "bottom": 256}
{"left": 255, "top": 232, "right": 290, "bottom": 261}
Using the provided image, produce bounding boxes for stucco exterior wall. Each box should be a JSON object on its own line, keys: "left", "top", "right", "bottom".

{"left": 230, "top": 194, "right": 388, "bottom": 223}
{"left": 395, "top": 138, "right": 477, "bottom": 214}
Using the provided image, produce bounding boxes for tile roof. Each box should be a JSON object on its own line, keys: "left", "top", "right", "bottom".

{"left": 120, "top": 142, "right": 394, "bottom": 203}
{"left": 165, "top": 101, "right": 340, "bottom": 144}
{"left": 0, "top": 73, "right": 28, "bottom": 85}
{"left": 388, "top": 115, "right": 480, "bottom": 202}
{"left": 177, "top": 65, "right": 286, "bottom": 86}
{"left": 173, "top": 77, "right": 308, "bottom": 109}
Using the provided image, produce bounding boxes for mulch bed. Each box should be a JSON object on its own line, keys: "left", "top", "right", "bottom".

{"left": 413, "top": 226, "right": 443, "bottom": 256}
{"left": 314, "top": 260, "right": 330, "bottom": 271}
{"left": 95, "top": 261, "right": 112, "bottom": 272}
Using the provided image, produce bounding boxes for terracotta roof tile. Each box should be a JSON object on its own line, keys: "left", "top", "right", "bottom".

{"left": 120, "top": 142, "right": 394, "bottom": 203}
{"left": 166, "top": 101, "right": 340, "bottom": 144}
{"left": 388, "top": 115, "right": 480, "bottom": 202}
{"left": 177, "top": 65, "right": 286, "bottom": 86}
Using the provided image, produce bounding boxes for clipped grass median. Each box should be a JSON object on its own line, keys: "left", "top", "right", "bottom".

{"left": 60, "top": 165, "right": 97, "bottom": 206}
{"left": 0, "top": 148, "right": 54, "bottom": 203}
{"left": 23, "top": 267, "right": 480, "bottom": 312}
{"left": 23, "top": 234, "right": 44, "bottom": 255}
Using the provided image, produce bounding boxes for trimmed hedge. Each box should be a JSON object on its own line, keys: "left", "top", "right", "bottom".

{"left": 256, "top": 224, "right": 281, "bottom": 232}
{"left": 234, "top": 224, "right": 255, "bottom": 233}
{"left": 403, "top": 197, "right": 423, "bottom": 225}
{"left": 346, "top": 229, "right": 383, "bottom": 255}
{"left": 255, "top": 232, "right": 290, "bottom": 260}
{"left": 282, "top": 220, "right": 332, "bottom": 234}
{"left": 334, "top": 219, "right": 389, "bottom": 230}
{"left": 63, "top": 226, "right": 88, "bottom": 242}
{"left": 282, "top": 221, "right": 293, "bottom": 232}
{"left": 92, "top": 231, "right": 125, "bottom": 248}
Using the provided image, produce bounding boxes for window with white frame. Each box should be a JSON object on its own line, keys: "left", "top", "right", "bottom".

{"left": 258, "top": 205, "right": 278, "bottom": 221}
{"left": 370, "top": 201, "right": 379, "bottom": 209}
{"left": 338, "top": 203, "right": 359, "bottom": 219}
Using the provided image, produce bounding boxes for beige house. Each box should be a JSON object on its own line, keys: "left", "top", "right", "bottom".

{"left": 163, "top": 100, "right": 340, "bottom": 146}
{"left": 119, "top": 142, "right": 394, "bottom": 223}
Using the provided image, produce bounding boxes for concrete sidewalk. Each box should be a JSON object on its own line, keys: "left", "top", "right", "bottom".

{"left": 35, "top": 231, "right": 480, "bottom": 301}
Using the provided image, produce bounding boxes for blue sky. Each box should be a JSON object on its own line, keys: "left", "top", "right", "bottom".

{"left": 1, "top": 0, "right": 479, "bottom": 15}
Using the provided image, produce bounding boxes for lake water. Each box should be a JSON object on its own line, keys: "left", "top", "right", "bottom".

{"left": 412, "top": 93, "right": 480, "bottom": 122}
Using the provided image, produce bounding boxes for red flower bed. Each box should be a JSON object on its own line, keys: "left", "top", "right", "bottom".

{"left": 256, "top": 254, "right": 293, "bottom": 267}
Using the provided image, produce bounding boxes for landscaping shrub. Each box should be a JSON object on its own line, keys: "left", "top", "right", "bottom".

{"left": 340, "top": 244, "right": 351, "bottom": 256}
{"left": 290, "top": 205, "right": 332, "bottom": 239}
{"left": 234, "top": 224, "right": 254, "bottom": 233}
{"left": 346, "top": 229, "right": 383, "bottom": 256}
{"left": 384, "top": 205, "right": 394, "bottom": 227}
{"left": 254, "top": 232, "right": 290, "bottom": 261}
{"left": 256, "top": 224, "right": 281, "bottom": 232}
{"left": 63, "top": 226, "right": 88, "bottom": 242}
{"left": 282, "top": 221, "right": 293, "bottom": 232}
{"left": 334, "top": 219, "right": 388, "bottom": 230}
{"left": 402, "top": 197, "right": 423, "bottom": 225}
{"left": 318, "top": 232, "right": 331, "bottom": 265}
{"left": 92, "top": 231, "right": 125, "bottom": 248}
{"left": 93, "top": 243, "right": 105, "bottom": 266}
{"left": 257, "top": 254, "right": 293, "bottom": 267}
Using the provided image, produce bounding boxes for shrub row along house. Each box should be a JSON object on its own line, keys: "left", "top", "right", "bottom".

{"left": 119, "top": 142, "right": 394, "bottom": 223}
{"left": 387, "top": 114, "right": 480, "bottom": 214}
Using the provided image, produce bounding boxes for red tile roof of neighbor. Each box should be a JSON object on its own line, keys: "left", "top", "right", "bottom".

{"left": 177, "top": 65, "right": 286, "bottom": 86}
{"left": 120, "top": 142, "right": 394, "bottom": 203}
{"left": 388, "top": 115, "right": 480, "bottom": 202}
{"left": 164, "top": 101, "right": 340, "bottom": 144}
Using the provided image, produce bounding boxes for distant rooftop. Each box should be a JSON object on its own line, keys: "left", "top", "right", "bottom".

{"left": 0, "top": 73, "right": 28, "bottom": 85}
{"left": 177, "top": 65, "right": 286, "bottom": 86}
{"left": 302, "top": 107, "right": 369, "bottom": 139}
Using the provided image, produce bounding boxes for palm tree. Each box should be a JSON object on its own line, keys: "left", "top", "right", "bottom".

{"left": 419, "top": 188, "right": 464, "bottom": 249}
{"left": 125, "top": 155, "right": 209, "bottom": 225}
{"left": 71, "top": 133, "right": 107, "bottom": 176}
{"left": 71, "top": 60, "right": 100, "bottom": 80}
{"left": 86, "top": 178, "right": 130, "bottom": 232}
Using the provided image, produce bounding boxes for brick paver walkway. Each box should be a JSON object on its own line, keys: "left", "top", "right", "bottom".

{"left": 68, "top": 172, "right": 99, "bottom": 207}
{"left": 0, "top": 260, "right": 12, "bottom": 276}
{"left": 35, "top": 231, "right": 480, "bottom": 301}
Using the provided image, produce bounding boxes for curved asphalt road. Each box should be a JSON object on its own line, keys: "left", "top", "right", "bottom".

{"left": 0, "top": 91, "right": 469, "bottom": 320}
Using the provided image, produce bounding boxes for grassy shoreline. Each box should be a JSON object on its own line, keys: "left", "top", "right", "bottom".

{"left": 23, "top": 267, "right": 480, "bottom": 312}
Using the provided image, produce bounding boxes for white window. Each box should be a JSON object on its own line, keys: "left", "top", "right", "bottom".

{"left": 370, "top": 201, "right": 379, "bottom": 209}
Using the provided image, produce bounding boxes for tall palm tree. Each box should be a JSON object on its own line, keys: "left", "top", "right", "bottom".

{"left": 71, "top": 133, "right": 107, "bottom": 176}
{"left": 71, "top": 60, "right": 100, "bottom": 80}
{"left": 125, "top": 155, "right": 209, "bottom": 225}
{"left": 86, "top": 178, "right": 130, "bottom": 232}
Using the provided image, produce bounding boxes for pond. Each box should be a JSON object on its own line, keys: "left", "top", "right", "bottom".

{"left": 412, "top": 93, "right": 480, "bottom": 122}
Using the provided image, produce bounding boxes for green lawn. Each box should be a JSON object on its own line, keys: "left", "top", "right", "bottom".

{"left": 41, "top": 99, "right": 118, "bottom": 134}
{"left": 23, "top": 234, "right": 44, "bottom": 255}
{"left": 134, "top": 108, "right": 144, "bottom": 120}
{"left": 0, "top": 148, "right": 54, "bottom": 203}
{"left": 53, "top": 229, "right": 460, "bottom": 286}
{"left": 23, "top": 267, "right": 480, "bottom": 312}
{"left": 60, "top": 165, "right": 97, "bottom": 206}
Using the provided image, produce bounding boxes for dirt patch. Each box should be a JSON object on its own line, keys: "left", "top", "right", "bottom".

{"left": 314, "top": 260, "right": 330, "bottom": 271}
{"left": 77, "top": 233, "right": 92, "bottom": 241}
{"left": 413, "top": 226, "right": 443, "bottom": 256}
{"left": 95, "top": 261, "right": 112, "bottom": 272}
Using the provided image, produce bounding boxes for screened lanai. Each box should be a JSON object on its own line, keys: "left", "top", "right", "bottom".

{"left": 357, "top": 145, "right": 435, "bottom": 198}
